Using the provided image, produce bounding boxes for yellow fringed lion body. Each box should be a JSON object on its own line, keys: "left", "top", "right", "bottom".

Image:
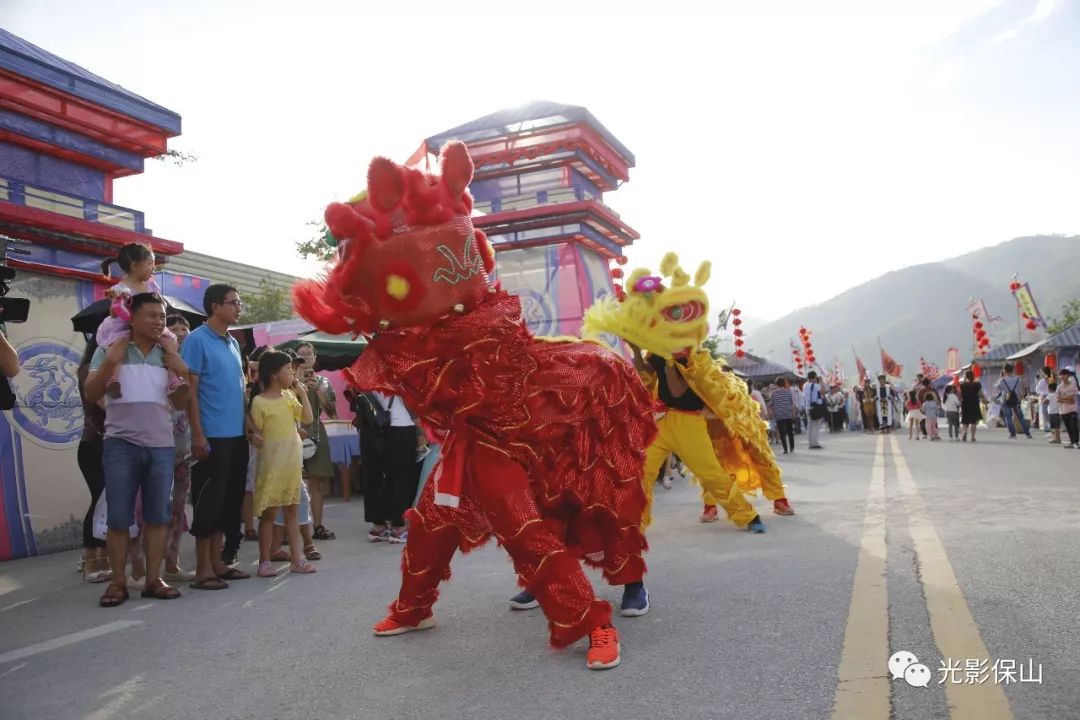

{"left": 585, "top": 252, "right": 783, "bottom": 500}
{"left": 637, "top": 349, "right": 782, "bottom": 497}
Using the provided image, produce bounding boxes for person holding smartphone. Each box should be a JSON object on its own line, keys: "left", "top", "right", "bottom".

{"left": 294, "top": 342, "right": 337, "bottom": 540}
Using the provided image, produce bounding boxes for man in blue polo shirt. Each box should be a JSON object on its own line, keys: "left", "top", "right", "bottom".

{"left": 183, "top": 284, "right": 251, "bottom": 589}
{"left": 86, "top": 292, "right": 188, "bottom": 606}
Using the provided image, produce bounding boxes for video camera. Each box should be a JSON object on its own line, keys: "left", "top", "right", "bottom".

{"left": 0, "top": 234, "right": 30, "bottom": 324}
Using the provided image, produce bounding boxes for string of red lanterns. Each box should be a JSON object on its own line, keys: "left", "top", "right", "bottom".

{"left": 732, "top": 307, "right": 746, "bottom": 358}
{"left": 798, "top": 326, "right": 817, "bottom": 368}
{"left": 609, "top": 255, "right": 629, "bottom": 302}
{"left": 972, "top": 315, "right": 990, "bottom": 355}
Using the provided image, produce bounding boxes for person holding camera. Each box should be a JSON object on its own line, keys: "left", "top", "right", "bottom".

{"left": 294, "top": 342, "right": 337, "bottom": 541}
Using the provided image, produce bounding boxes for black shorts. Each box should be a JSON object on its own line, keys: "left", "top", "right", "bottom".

{"left": 1050, "top": 413, "right": 1061, "bottom": 430}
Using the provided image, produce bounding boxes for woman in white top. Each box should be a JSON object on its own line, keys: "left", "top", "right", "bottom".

{"left": 1045, "top": 380, "right": 1062, "bottom": 445}
{"left": 942, "top": 385, "right": 962, "bottom": 441}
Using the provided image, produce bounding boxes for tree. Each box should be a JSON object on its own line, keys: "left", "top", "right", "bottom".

{"left": 295, "top": 220, "right": 336, "bottom": 263}
{"left": 152, "top": 149, "right": 198, "bottom": 167}
{"left": 243, "top": 276, "right": 294, "bottom": 324}
{"left": 1046, "top": 299, "right": 1080, "bottom": 335}
{"left": 701, "top": 334, "right": 725, "bottom": 360}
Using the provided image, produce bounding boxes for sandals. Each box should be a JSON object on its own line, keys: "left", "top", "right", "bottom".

{"left": 190, "top": 577, "right": 229, "bottom": 590}
{"left": 290, "top": 560, "right": 316, "bottom": 574}
{"left": 141, "top": 581, "right": 181, "bottom": 600}
{"left": 313, "top": 525, "right": 336, "bottom": 541}
{"left": 257, "top": 561, "right": 279, "bottom": 578}
{"left": 304, "top": 544, "right": 321, "bottom": 561}
{"left": 99, "top": 582, "right": 129, "bottom": 607}
{"left": 216, "top": 567, "right": 251, "bottom": 581}
{"left": 83, "top": 557, "right": 113, "bottom": 584}
{"left": 166, "top": 378, "right": 190, "bottom": 405}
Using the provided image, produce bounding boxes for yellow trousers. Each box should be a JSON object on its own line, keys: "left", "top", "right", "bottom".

{"left": 642, "top": 410, "right": 758, "bottom": 528}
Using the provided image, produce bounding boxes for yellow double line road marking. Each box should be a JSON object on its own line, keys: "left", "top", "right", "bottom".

{"left": 831, "top": 435, "right": 1013, "bottom": 719}
{"left": 832, "top": 435, "right": 889, "bottom": 719}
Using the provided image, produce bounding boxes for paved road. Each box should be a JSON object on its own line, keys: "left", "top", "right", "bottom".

{"left": 1, "top": 428, "right": 1077, "bottom": 720}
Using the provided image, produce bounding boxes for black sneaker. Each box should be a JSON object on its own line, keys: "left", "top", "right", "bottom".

{"left": 509, "top": 589, "right": 539, "bottom": 610}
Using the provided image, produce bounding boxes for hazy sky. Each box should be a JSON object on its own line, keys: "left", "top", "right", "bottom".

{"left": 3, "top": 0, "right": 1077, "bottom": 321}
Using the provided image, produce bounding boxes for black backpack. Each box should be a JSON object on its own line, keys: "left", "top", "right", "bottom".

{"left": 351, "top": 393, "right": 394, "bottom": 453}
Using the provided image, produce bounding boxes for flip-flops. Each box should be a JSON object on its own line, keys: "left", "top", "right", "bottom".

{"left": 190, "top": 577, "right": 229, "bottom": 590}
{"left": 140, "top": 582, "right": 181, "bottom": 600}
{"left": 216, "top": 567, "right": 251, "bottom": 581}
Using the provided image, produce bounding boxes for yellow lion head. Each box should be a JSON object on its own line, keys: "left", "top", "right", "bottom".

{"left": 583, "top": 252, "right": 711, "bottom": 359}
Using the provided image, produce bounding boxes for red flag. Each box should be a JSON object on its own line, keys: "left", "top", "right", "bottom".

{"left": 852, "top": 346, "right": 867, "bottom": 383}
{"left": 880, "top": 345, "right": 903, "bottom": 378}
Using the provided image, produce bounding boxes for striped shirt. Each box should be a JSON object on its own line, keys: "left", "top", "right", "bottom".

{"left": 769, "top": 386, "right": 797, "bottom": 420}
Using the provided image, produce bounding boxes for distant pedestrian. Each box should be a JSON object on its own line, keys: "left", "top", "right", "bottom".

{"left": 960, "top": 370, "right": 987, "bottom": 442}
{"left": 1056, "top": 368, "right": 1079, "bottom": 448}
{"left": 943, "top": 385, "right": 962, "bottom": 441}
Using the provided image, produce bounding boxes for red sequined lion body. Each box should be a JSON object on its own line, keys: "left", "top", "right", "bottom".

{"left": 293, "top": 143, "right": 656, "bottom": 647}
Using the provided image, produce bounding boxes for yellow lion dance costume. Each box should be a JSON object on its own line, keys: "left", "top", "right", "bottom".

{"left": 584, "top": 253, "right": 793, "bottom": 529}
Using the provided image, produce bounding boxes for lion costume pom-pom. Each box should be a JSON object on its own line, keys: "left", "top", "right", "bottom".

{"left": 293, "top": 141, "right": 496, "bottom": 337}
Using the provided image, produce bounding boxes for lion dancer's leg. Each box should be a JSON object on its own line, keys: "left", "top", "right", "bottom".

{"left": 373, "top": 481, "right": 465, "bottom": 635}
{"left": 465, "top": 445, "right": 617, "bottom": 669}
{"left": 702, "top": 436, "right": 795, "bottom": 517}
{"left": 665, "top": 412, "right": 766, "bottom": 532}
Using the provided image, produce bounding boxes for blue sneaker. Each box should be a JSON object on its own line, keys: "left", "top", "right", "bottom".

{"left": 748, "top": 516, "right": 767, "bottom": 534}
{"left": 509, "top": 589, "right": 539, "bottom": 610}
{"left": 620, "top": 583, "right": 650, "bottom": 617}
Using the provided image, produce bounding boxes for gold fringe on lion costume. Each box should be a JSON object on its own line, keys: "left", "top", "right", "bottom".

{"left": 584, "top": 253, "right": 793, "bottom": 528}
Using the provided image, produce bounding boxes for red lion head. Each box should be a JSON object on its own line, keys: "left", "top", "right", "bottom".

{"left": 293, "top": 142, "right": 497, "bottom": 336}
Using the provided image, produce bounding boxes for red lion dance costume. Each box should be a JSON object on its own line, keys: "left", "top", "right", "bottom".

{"left": 293, "top": 143, "right": 656, "bottom": 670}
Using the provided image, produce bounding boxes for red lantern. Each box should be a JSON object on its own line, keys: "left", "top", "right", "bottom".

{"left": 1010, "top": 282, "right": 1021, "bottom": 291}
{"left": 734, "top": 339, "right": 744, "bottom": 347}
{"left": 1046, "top": 353, "right": 1057, "bottom": 369}
{"left": 611, "top": 268, "right": 624, "bottom": 279}
{"left": 979, "top": 338, "right": 990, "bottom": 347}
{"left": 974, "top": 321, "right": 984, "bottom": 330}
{"left": 1026, "top": 320, "right": 1037, "bottom": 330}
{"left": 733, "top": 318, "right": 743, "bottom": 326}
{"left": 732, "top": 308, "right": 742, "bottom": 317}
{"left": 735, "top": 349, "right": 746, "bottom": 358}
{"left": 616, "top": 256, "right": 628, "bottom": 266}
{"left": 1015, "top": 360, "right": 1024, "bottom": 375}
{"left": 973, "top": 364, "right": 982, "bottom": 378}
{"left": 733, "top": 329, "right": 744, "bottom": 337}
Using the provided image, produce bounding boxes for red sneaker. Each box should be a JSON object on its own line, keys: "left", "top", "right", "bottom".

{"left": 773, "top": 498, "right": 795, "bottom": 516}
{"left": 586, "top": 624, "right": 621, "bottom": 670}
{"left": 699, "top": 505, "right": 719, "bottom": 523}
{"left": 373, "top": 613, "right": 435, "bottom": 636}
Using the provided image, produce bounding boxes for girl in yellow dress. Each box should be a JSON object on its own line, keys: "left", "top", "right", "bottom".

{"left": 250, "top": 350, "right": 316, "bottom": 577}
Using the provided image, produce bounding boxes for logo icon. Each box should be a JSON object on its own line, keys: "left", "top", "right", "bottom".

{"left": 889, "top": 650, "right": 929, "bottom": 687}
{"left": 904, "top": 663, "right": 932, "bottom": 688}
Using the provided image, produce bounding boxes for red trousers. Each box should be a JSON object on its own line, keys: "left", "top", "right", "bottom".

{"left": 387, "top": 443, "right": 643, "bottom": 647}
